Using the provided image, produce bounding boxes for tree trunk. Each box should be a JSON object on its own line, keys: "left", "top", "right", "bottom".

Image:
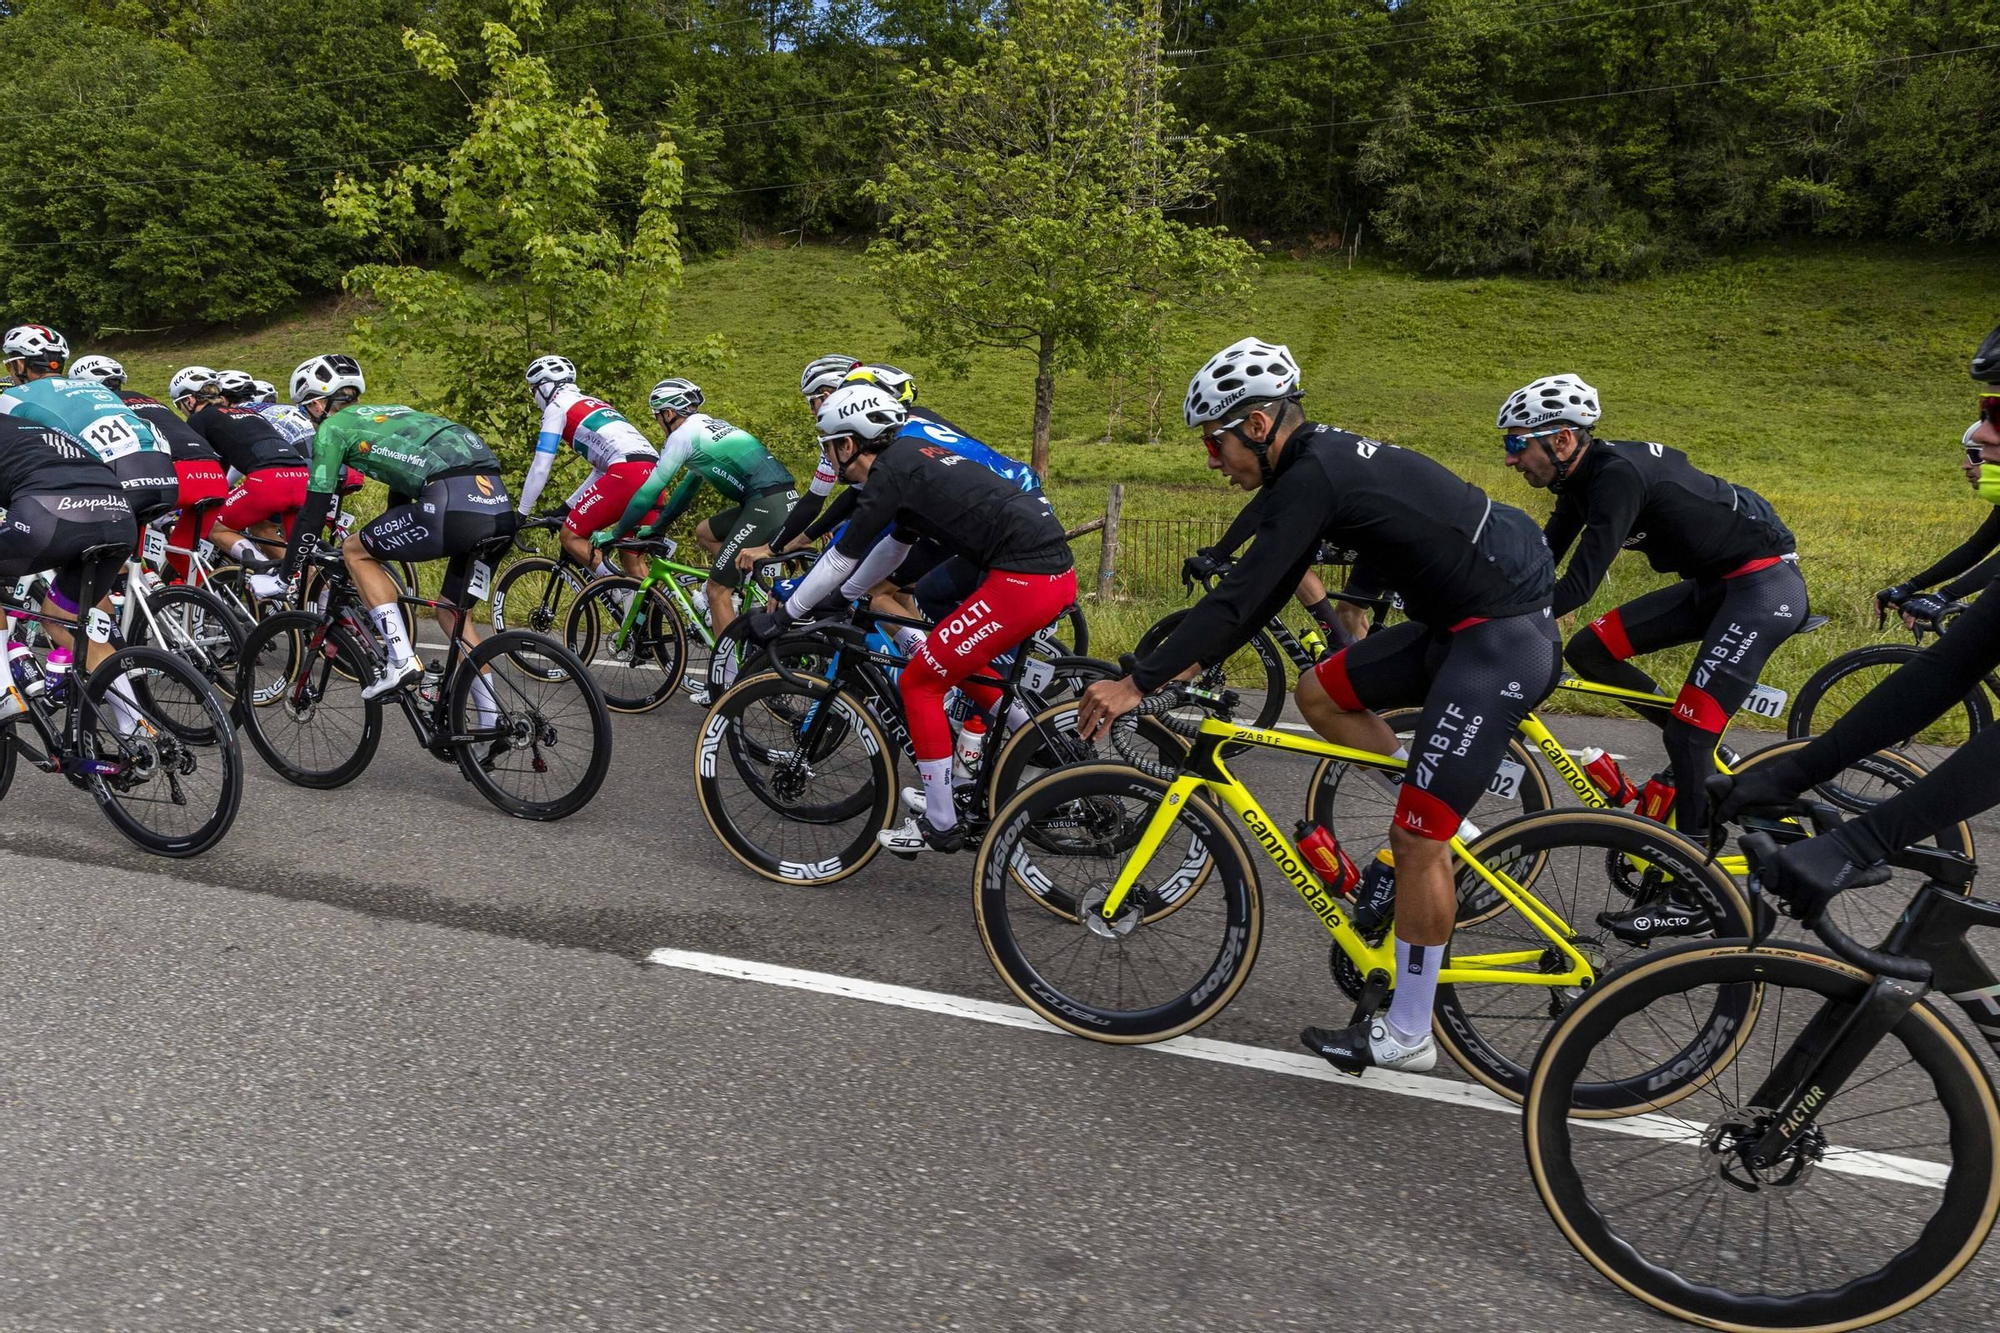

{"left": 1031, "top": 330, "right": 1056, "bottom": 480}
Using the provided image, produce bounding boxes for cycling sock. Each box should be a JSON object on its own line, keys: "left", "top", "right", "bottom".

{"left": 1387, "top": 938, "right": 1438, "bottom": 1045}
{"left": 470, "top": 670, "right": 500, "bottom": 729}
{"left": 997, "top": 699, "right": 1033, "bottom": 732}
{"left": 227, "top": 536, "right": 262, "bottom": 564}
{"left": 1371, "top": 744, "right": 1411, "bottom": 798}
{"left": 370, "top": 603, "right": 415, "bottom": 667}
{"left": 1305, "top": 596, "right": 1356, "bottom": 649}
{"left": 594, "top": 559, "right": 617, "bottom": 581}
{"left": 890, "top": 624, "right": 926, "bottom": 658}
{"left": 917, "top": 757, "right": 956, "bottom": 831}
{"left": 105, "top": 671, "right": 146, "bottom": 736}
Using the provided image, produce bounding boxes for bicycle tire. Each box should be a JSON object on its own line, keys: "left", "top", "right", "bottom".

{"left": 128, "top": 583, "right": 247, "bottom": 726}
{"left": 1134, "top": 608, "right": 1287, "bottom": 729}
{"left": 235, "top": 611, "right": 383, "bottom": 788}
{"left": 80, "top": 645, "right": 243, "bottom": 857}
{"left": 1435, "top": 808, "right": 1753, "bottom": 1108}
{"left": 984, "top": 696, "right": 1189, "bottom": 833}
{"left": 0, "top": 721, "right": 17, "bottom": 803}
{"left": 975, "top": 761, "right": 1261, "bottom": 1042}
{"left": 1787, "top": 641, "right": 1988, "bottom": 805}
{"left": 492, "top": 555, "right": 588, "bottom": 680}
{"left": 450, "top": 631, "right": 612, "bottom": 821}
{"left": 1525, "top": 941, "right": 2000, "bottom": 1331}
{"left": 696, "top": 670, "right": 896, "bottom": 886}
{"left": 562, "top": 576, "right": 688, "bottom": 713}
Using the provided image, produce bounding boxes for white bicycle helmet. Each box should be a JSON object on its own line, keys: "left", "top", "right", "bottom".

{"left": 1498, "top": 375, "right": 1601, "bottom": 432}
{"left": 168, "top": 365, "right": 219, "bottom": 403}
{"left": 215, "top": 369, "right": 257, "bottom": 403}
{"left": 252, "top": 378, "right": 277, "bottom": 404}
{"left": 291, "top": 353, "right": 365, "bottom": 406}
{"left": 525, "top": 354, "right": 576, "bottom": 406}
{"left": 647, "top": 377, "right": 704, "bottom": 416}
{"left": 2, "top": 324, "right": 68, "bottom": 370}
{"left": 816, "top": 384, "right": 907, "bottom": 445}
{"left": 841, "top": 362, "right": 917, "bottom": 405}
{"left": 70, "top": 354, "right": 126, "bottom": 388}
{"left": 1183, "top": 338, "right": 1301, "bottom": 428}
{"left": 800, "top": 354, "right": 858, "bottom": 398}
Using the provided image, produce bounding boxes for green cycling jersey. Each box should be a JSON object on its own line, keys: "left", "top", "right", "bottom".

{"left": 0, "top": 376, "right": 168, "bottom": 462}
{"left": 308, "top": 403, "right": 499, "bottom": 496}
{"left": 601, "top": 412, "right": 794, "bottom": 542}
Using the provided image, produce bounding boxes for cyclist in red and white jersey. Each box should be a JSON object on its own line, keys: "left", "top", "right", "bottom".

{"left": 519, "top": 356, "right": 660, "bottom": 581}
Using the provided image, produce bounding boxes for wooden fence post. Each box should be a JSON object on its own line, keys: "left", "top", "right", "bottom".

{"left": 1095, "top": 483, "right": 1124, "bottom": 601}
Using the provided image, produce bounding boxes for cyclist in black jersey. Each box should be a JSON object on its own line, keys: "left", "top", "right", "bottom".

{"left": 1875, "top": 421, "right": 2000, "bottom": 627}
{"left": 1500, "top": 373, "right": 1806, "bottom": 847}
{"left": 1077, "top": 338, "right": 1561, "bottom": 1078}
{"left": 1193, "top": 490, "right": 1377, "bottom": 648}
{"left": 1714, "top": 326, "right": 2000, "bottom": 918}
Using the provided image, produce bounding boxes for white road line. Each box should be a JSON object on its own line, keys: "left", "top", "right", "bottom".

{"left": 645, "top": 948, "right": 1944, "bottom": 1190}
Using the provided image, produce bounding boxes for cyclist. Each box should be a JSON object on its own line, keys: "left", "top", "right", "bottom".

{"left": 281, "top": 354, "right": 518, "bottom": 712}
{"left": 1502, "top": 373, "right": 1804, "bottom": 845}
{"left": 218, "top": 369, "right": 316, "bottom": 447}
{"left": 250, "top": 379, "right": 278, "bottom": 405}
{"left": 0, "top": 415, "right": 138, "bottom": 707}
{"left": 1874, "top": 421, "right": 2000, "bottom": 628}
{"left": 1076, "top": 337, "right": 1560, "bottom": 1077}
{"left": 70, "top": 354, "right": 229, "bottom": 583}
{"left": 1714, "top": 329, "right": 2000, "bottom": 919}
{"left": 0, "top": 325, "right": 180, "bottom": 525}
{"left": 746, "top": 383, "right": 1075, "bottom": 855}
{"left": 518, "top": 355, "right": 659, "bottom": 583}
{"left": 1184, "top": 507, "right": 1376, "bottom": 650}
{"left": 590, "top": 378, "right": 796, "bottom": 653}
{"left": 174, "top": 365, "right": 315, "bottom": 599}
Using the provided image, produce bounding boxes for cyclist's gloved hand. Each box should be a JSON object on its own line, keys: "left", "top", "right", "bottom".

{"left": 1705, "top": 760, "right": 1809, "bottom": 830}
{"left": 1900, "top": 591, "right": 1957, "bottom": 626}
{"left": 744, "top": 602, "right": 794, "bottom": 644}
{"left": 1874, "top": 582, "right": 1912, "bottom": 625}
{"left": 588, "top": 529, "right": 618, "bottom": 550}
{"left": 1766, "top": 826, "right": 1892, "bottom": 925}
{"left": 549, "top": 501, "right": 571, "bottom": 522}
{"left": 1181, "top": 547, "right": 1228, "bottom": 590}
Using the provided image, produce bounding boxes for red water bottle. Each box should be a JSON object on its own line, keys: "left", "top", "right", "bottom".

{"left": 1639, "top": 774, "right": 1677, "bottom": 823}
{"left": 1578, "top": 746, "right": 1638, "bottom": 807}
{"left": 1295, "top": 822, "right": 1360, "bottom": 896}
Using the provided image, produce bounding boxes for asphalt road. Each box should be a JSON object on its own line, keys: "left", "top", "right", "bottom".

{"left": 0, "top": 695, "right": 1995, "bottom": 1332}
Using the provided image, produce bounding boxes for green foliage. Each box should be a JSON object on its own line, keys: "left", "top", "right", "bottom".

{"left": 867, "top": 0, "right": 1254, "bottom": 472}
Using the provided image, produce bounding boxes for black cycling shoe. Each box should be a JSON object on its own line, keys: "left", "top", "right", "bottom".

{"left": 1300, "top": 1017, "right": 1437, "bottom": 1076}
{"left": 1597, "top": 889, "right": 1712, "bottom": 945}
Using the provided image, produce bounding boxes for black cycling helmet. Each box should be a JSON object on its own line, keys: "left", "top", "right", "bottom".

{"left": 1973, "top": 322, "right": 2000, "bottom": 385}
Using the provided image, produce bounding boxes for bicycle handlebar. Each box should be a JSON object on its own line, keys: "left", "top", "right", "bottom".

{"left": 1737, "top": 824, "right": 1933, "bottom": 984}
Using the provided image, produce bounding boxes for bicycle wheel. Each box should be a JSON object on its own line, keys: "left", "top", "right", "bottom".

{"left": 1134, "top": 608, "right": 1287, "bottom": 729}
{"left": 0, "top": 720, "right": 18, "bottom": 802}
{"left": 1035, "top": 604, "right": 1089, "bottom": 657}
{"left": 450, "top": 631, "right": 612, "bottom": 821}
{"left": 984, "top": 698, "right": 1188, "bottom": 831}
{"left": 80, "top": 645, "right": 242, "bottom": 857}
{"left": 129, "top": 583, "right": 247, "bottom": 723}
{"left": 1435, "top": 809, "right": 1753, "bottom": 1107}
{"left": 974, "top": 762, "right": 1260, "bottom": 1042}
{"left": 1526, "top": 942, "right": 2000, "bottom": 1330}
{"left": 563, "top": 576, "right": 688, "bottom": 713}
{"left": 696, "top": 670, "right": 895, "bottom": 886}
{"left": 1786, "top": 642, "right": 1987, "bottom": 805}
{"left": 492, "top": 556, "right": 588, "bottom": 681}
{"left": 235, "top": 611, "right": 383, "bottom": 788}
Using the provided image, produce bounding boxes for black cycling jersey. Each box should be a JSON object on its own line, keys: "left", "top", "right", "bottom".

{"left": 187, "top": 402, "right": 305, "bottom": 475}
{"left": 0, "top": 415, "right": 122, "bottom": 502}
{"left": 1543, "top": 439, "right": 1793, "bottom": 617}
{"left": 119, "top": 391, "right": 219, "bottom": 466}
{"left": 1904, "top": 507, "right": 2000, "bottom": 601}
{"left": 832, "top": 439, "right": 1071, "bottom": 574}
{"left": 1132, "top": 423, "right": 1554, "bottom": 692}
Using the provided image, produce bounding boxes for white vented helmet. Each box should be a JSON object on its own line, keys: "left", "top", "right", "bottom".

{"left": 816, "top": 384, "right": 907, "bottom": 446}
{"left": 800, "top": 354, "right": 859, "bottom": 398}
{"left": 1498, "top": 375, "right": 1601, "bottom": 431}
{"left": 2, "top": 324, "right": 68, "bottom": 368}
{"left": 525, "top": 355, "right": 576, "bottom": 405}
{"left": 252, "top": 378, "right": 277, "bottom": 404}
{"left": 214, "top": 369, "right": 257, "bottom": 403}
{"left": 168, "top": 365, "right": 219, "bottom": 403}
{"left": 1183, "top": 338, "right": 1302, "bottom": 427}
{"left": 70, "top": 354, "right": 126, "bottom": 388}
{"left": 841, "top": 362, "right": 916, "bottom": 405}
{"left": 291, "top": 353, "right": 365, "bottom": 406}
{"left": 648, "top": 377, "right": 705, "bottom": 416}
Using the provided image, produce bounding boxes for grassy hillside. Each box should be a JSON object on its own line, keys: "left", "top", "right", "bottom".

{"left": 95, "top": 242, "right": 2000, "bottom": 717}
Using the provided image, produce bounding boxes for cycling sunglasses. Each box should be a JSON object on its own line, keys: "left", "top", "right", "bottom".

{"left": 1201, "top": 417, "right": 1247, "bottom": 460}
{"left": 1502, "top": 426, "right": 1565, "bottom": 455}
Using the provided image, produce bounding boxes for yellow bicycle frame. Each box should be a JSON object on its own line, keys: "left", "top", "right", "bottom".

{"left": 1099, "top": 719, "right": 1596, "bottom": 990}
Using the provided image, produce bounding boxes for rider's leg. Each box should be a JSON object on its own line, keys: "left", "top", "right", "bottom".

{"left": 1294, "top": 621, "right": 1427, "bottom": 756}
{"left": 1563, "top": 581, "right": 1711, "bottom": 731}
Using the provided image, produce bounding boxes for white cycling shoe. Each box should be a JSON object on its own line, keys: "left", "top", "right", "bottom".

{"left": 1300, "top": 1017, "right": 1437, "bottom": 1076}
{"left": 361, "top": 655, "right": 423, "bottom": 701}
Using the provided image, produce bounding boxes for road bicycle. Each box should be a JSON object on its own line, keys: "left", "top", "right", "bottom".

{"left": 972, "top": 688, "right": 1756, "bottom": 1105}
{"left": 234, "top": 536, "right": 613, "bottom": 820}
{"left": 695, "top": 602, "right": 1152, "bottom": 886}
{"left": 0, "top": 543, "right": 241, "bottom": 855}
{"left": 1524, "top": 805, "right": 2000, "bottom": 1330}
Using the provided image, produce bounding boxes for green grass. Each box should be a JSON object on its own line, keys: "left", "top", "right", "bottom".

{"left": 95, "top": 240, "right": 2000, "bottom": 720}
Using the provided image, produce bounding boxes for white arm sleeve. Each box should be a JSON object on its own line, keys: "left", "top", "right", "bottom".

{"left": 785, "top": 548, "right": 861, "bottom": 617}
{"left": 517, "top": 448, "right": 555, "bottom": 515}
{"left": 839, "top": 537, "right": 911, "bottom": 600}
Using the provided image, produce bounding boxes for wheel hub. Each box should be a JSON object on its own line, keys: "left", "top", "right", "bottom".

{"left": 1706, "top": 1112, "right": 1826, "bottom": 1192}
{"left": 1078, "top": 882, "right": 1139, "bottom": 939}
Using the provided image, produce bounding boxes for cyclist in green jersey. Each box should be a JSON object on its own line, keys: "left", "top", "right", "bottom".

{"left": 590, "top": 377, "right": 797, "bottom": 643}
{"left": 282, "top": 355, "right": 518, "bottom": 710}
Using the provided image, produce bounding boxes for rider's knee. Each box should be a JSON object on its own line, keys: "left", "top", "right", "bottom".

{"left": 1564, "top": 625, "right": 1615, "bottom": 675}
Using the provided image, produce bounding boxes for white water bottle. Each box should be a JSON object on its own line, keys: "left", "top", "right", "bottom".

{"left": 952, "top": 713, "right": 988, "bottom": 782}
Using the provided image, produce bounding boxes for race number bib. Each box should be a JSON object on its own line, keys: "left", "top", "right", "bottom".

{"left": 1020, "top": 658, "right": 1055, "bottom": 693}
{"left": 464, "top": 559, "right": 492, "bottom": 603}
{"left": 196, "top": 538, "right": 217, "bottom": 564}
{"left": 334, "top": 510, "right": 357, "bottom": 537}
{"left": 1488, "top": 757, "right": 1526, "bottom": 802}
{"left": 81, "top": 415, "right": 144, "bottom": 461}
{"left": 85, "top": 608, "right": 114, "bottom": 644}
{"left": 142, "top": 528, "right": 168, "bottom": 568}
{"left": 1742, "top": 683, "right": 1788, "bottom": 720}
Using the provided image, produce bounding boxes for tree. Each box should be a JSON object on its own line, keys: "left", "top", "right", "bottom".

{"left": 327, "top": 0, "right": 719, "bottom": 468}
{"left": 866, "top": 0, "right": 1253, "bottom": 475}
